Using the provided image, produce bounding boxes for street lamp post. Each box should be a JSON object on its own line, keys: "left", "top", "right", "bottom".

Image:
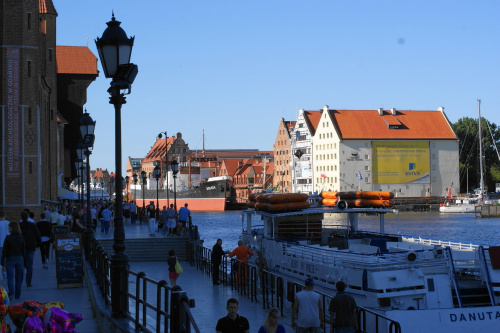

{"left": 141, "top": 171, "right": 147, "bottom": 212}
{"left": 95, "top": 14, "right": 138, "bottom": 317}
{"left": 171, "top": 160, "right": 179, "bottom": 211}
{"left": 80, "top": 110, "right": 96, "bottom": 258}
{"left": 132, "top": 173, "right": 138, "bottom": 204}
{"left": 153, "top": 165, "right": 161, "bottom": 218}
{"left": 158, "top": 131, "right": 169, "bottom": 207}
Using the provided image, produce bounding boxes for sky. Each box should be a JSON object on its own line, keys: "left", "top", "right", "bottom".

{"left": 54, "top": 1, "right": 500, "bottom": 173}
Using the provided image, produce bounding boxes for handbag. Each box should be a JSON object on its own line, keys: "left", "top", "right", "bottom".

{"left": 175, "top": 258, "right": 183, "bottom": 274}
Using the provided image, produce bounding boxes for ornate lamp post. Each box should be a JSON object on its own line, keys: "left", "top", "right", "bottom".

{"left": 141, "top": 170, "right": 147, "bottom": 212}
{"left": 125, "top": 176, "right": 130, "bottom": 201}
{"left": 80, "top": 110, "right": 96, "bottom": 258}
{"left": 153, "top": 165, "right": 161, "bottom": 216}
{"left": 158, "top": 131, "right": 169, "bottom": 207}
{"left": 95, "top": 13, "right": 138, "bottom": 317}
{"left": 171, "top": 160, "right": 179, "bottom": 211}
{"left": 132, "top": 173, "right": 138, "bottom": 203}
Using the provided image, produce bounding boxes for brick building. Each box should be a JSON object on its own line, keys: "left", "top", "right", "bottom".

{"left": 0, "top": 1, "right": 97, "bottom": 220}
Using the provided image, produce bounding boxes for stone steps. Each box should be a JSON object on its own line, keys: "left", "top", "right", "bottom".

{"left": 97, "top": 236, "right": 188, "bottom": 261}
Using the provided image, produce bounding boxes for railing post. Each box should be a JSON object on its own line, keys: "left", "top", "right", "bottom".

{"left": 171, "top": 288, "right": 190, "bottom": 333}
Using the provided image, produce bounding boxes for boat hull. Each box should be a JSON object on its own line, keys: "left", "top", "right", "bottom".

{"left": 439, "top": 205, "right": 477, "bottom": 213}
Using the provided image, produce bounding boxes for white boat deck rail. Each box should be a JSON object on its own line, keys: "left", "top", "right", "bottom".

{"left": 280, "top": 242, "right": 449, "bottom": 272}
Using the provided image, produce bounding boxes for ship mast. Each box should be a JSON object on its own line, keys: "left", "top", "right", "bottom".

{"left": 478, "top": 99, "right": 484, "bottom": 202}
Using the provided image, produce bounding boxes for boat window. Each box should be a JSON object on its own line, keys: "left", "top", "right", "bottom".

{"left": 427, "top": 278, "right": 435, "bottom": 292}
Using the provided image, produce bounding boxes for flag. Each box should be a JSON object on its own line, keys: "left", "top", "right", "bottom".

{"left": 321, "top": 174, "right": 327, "bottom": 178}
{"left": 357, "top": 171, "right": 363, "bottom": 180}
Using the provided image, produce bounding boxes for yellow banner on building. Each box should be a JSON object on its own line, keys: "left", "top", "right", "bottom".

{"left": 372, "top": 141, "right": 430, "bottom": 184}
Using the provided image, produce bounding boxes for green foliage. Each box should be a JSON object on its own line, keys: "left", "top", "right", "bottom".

{"left": 453, "top": 117, "right": 500, "bottom": 193}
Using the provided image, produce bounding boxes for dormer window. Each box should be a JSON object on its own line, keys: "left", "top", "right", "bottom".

{"left": 383, "top": 117, "right": 403, "bottom": 129}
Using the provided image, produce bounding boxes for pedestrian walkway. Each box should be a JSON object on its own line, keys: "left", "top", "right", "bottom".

{"left": 0, "top": 248, "right": 99, "bottom": 331}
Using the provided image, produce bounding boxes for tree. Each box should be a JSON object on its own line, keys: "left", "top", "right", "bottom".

{"left": 452, "top": 117, "right": 500, "bottom": 193}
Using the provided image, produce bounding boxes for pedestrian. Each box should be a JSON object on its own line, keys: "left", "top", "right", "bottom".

{"left": 228, "top": 240, "right": 254, "bottom": 285}
{"left": 56, "top": 209, "right": 66, "bottom": 226}
{"left": 90, "top": 204, "right": 97, "bottom": 230}
{"left": 129, "top": 200, "right": 137, "bottom": 224}
{"left": 328, "top": 281, "right": 358, "bottom": 333}
{"left": 166, "top": 204, "right": 176, "bottom": 236}
{"left": 177, "top": 203, "right": 190, "bottom": 235}
{"left": 123, "top": 201, "right": 131, "bottom": 224}
{"left": 1, "top": 222, "right": 25, "bottom": 300}
{"left": 71, "top": 207, "right": 86, "bottom": 233}
{"left": 161, "top": 206, "right": 167, "bottom": 234}
{"left": 19, "top": 211, "right": 41, "bottom": 288}
{"left": 36, "top": 213, "right": 53, "bottom": 269}
{"left": 167, "top": 249, "right": 179, "bottom": 286}
{"left": 49, "top": 208, "right": 59, "bottom": 226}
{"left": 100, "top": 205, "right": 111, "bottom": 234}
{"left": 211, "top": 238, "right": 229, "bottom": 285}
{"left": 216, "top": 298, "right": 249, "bottom": 333}
{"left": 147, "top": 202, "right": 157, "bottom": 236}
{"left": 258, "top": 308, "right": 285, "bottom": 333}
{"left": 291, "top": 277, "right": 324, "bottom": 332}
{"left": 255, "top": 250, "right": 268, "bottom": 290}
{"left": 0, "top": 211, "right": 10, "bottom": 278}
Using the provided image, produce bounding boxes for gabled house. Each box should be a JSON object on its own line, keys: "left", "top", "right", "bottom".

{"left": 273, "top": 118, "right": 295, "bottom": 193}
{"left": 290, "top": 109, "right": 322, "bottom": 194}
{"left": 313, "top": 106, "right": 459, "bottom": 197}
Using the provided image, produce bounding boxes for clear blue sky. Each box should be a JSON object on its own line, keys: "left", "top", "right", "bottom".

{"left": 55, "top": 1, "right": 500, "bottom": 173}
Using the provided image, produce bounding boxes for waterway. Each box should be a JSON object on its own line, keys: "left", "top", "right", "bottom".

{"left": 191, "top": 210, "right": 500, "bottom": 251}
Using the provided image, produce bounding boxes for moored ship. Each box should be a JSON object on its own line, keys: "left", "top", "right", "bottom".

{"left": 241, "top": 193, "right": 500, "bottom": 332}
{"left": 133, "top": 176, "right": 235, "bottom": 212}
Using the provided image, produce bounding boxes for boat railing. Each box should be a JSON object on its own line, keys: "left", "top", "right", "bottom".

{"left": 402, "top": 236, "right": 480, "bottom": 251}
{"left": 478, "top": 246, "right": 496, "bottom": 305}
{"left": 281, "top": 243, "right": 449, "bottom": 272}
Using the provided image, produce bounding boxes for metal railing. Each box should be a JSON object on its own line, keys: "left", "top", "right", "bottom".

{"left": 185, "top": 240, "right": 402, "bottom": 332}
{"left": 87, "top": 236, "right": 200, "bottom": 333}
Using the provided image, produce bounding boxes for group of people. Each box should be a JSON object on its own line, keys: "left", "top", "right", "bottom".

{"left": 215, "top": 277, "right": 357, "bottom": 333}
{"left": 145, "top": 202, "right": 191, "bottom": 237}
{"left": 211, "top": 238, "right": 358, "bottom": 333}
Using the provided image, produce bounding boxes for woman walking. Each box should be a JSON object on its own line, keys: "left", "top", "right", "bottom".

{"left": 258, "top": 308, "right": 286, "bottom": 333}
{"left": 1, "top": 222, "right": 25, "bottom": 300}
{"left": 167, "top": 249, "right": 179, "bottom": 286}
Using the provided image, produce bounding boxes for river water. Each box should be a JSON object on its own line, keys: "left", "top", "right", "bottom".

{"left": 191, "top": 210, "right": 500, "bottom": 251}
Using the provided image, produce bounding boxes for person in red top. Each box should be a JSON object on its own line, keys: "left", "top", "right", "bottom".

{"left": 228, "top": 241, "right": 254, "bottom": 285}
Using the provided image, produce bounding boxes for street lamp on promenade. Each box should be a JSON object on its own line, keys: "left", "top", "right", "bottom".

{"left": 153, "top": 165, "right": 161, "bottom": 216}
{"left": 158, "top": 131, "right": 169, "bottom": 207}
{"left": 171, "top": 160, "right": 179, "bottom": 211}
{"left": 132, "top": 173, "right": 138, "bottom": 203}
{"left": 141, "top": 171, "right": 147, "bottom": 212}
{"left": 125, "top": 175, "right": 130, "bottom": 201}
{"left": 79, "top": 110, "right": 96, "bottom": 258}
{"left": 95, "top": 13, "right": 138, "bottom": 317}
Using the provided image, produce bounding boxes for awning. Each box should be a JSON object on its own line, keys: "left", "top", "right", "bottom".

{"left": 58, "top": 187, "right": 79, "bottom": 200}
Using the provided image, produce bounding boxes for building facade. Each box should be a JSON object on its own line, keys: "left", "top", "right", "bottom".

{"left": 272, "top": 118, "right": 295, "bottom": 193}
{"left": 312, "top": 106, "right": 459, "bottom": 197}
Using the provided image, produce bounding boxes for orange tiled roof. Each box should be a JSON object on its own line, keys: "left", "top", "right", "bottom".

{"left": 222, "top": 159, "right": 243, "bottom": 176}
{"left": 39, "top": 0, "right": 57, "bottom": 15}
{"left": 303, "top": 111, "right": 322, "bottom": 136}
{"left": 285, "top": 121, "right": 296, "bottom": 136}
{"left": 56, "top": 46, "right": 98, "bottom": 75}
{"left": 142, "top": 137, "right": 174, "bottom": 163}
{"left": 329, "top": 110, "right": 456, "bottom": 140}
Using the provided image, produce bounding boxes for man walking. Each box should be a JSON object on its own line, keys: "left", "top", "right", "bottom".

{"left": 129, "top": 200, "right": 137, "bottom": 224}
{"left": 291, "top": 277, "right": 324, "bottom": 332}
{"left": 211, "top": 239, "right": 229, "bottom": 285}
{"left": 19, "top": 211, "right": 41, "bottom": 288}
{"left": 177, "top": 203, "right": 190, "bottom": 235}
{"left": 329, "top": 281, "right": 358, "bottom": 333}
{"left": 101, "top": 205, "right": 111, "bottom": 234}
{"left": 216, "top": 298, "right": 249, "bottom": 333}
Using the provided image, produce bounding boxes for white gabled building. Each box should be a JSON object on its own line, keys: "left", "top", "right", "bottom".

{"left": 312, "top": 106, "right": 459, "bottom": 197}
{"left": 290, "top": 109, "right": 322, "bottom": 194}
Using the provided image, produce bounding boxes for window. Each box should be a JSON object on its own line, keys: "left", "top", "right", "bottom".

{"left": 365, "top": 165, "right": 368, "bottom": 170}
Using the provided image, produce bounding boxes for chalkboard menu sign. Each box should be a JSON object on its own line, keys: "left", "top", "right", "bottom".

{"left": 52, "top": 225, "right": 70, "bottom": 237}
{"left": 55, "top": 235, "right": 83, "bottom": 288}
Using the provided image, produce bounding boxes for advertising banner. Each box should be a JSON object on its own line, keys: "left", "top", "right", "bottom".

{"left": 372, "top": 141, "right": 430, "bottom": 184}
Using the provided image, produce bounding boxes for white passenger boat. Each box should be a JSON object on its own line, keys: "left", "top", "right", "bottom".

{"left": 241, "top": 200, "right": 500, "bottom": 333}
